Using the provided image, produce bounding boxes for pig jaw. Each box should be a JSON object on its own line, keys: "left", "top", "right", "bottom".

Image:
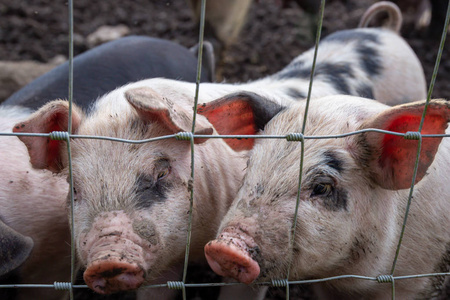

{"left": 205, "top": 227, "right": 261, "bottom": 284}
{"left": 78, "top": 211, "right": 156, "bottom": 294}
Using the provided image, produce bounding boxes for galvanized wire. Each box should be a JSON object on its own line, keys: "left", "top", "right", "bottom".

{"left": 181, "top": 1, "right": 207, "bottom": 299}
{"left": 2, "top": 130, "right": 447, "bottom": 143}
{"left": 65, "top": 0, "right": 76, "bottom": 298}
{"left": 286, "top": 2, "right": 326, "bottom": 298}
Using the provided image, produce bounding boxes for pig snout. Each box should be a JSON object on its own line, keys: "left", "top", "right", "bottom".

{"left": 204, "top": 228, "right": 260, "bottom": 284}
{"left": 84, "top": 258, "right": 144, "bottom": 294}
{"left": 79, "top": 211, "right": 153, "bottom": 294}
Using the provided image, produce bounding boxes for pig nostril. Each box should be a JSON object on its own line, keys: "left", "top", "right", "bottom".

{"left": 84, "top": 260, "right": 145, "bottom": 294}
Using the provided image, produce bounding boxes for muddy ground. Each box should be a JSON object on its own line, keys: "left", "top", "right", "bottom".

{"left": 0, "top": 0, "right": 449, "bottom": 299}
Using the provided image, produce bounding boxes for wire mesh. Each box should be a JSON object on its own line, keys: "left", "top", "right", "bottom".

{"left": 0, "top": 0, "right": 449, "bottom": 300}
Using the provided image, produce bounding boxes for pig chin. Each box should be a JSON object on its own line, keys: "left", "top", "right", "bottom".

{"left": 78, "top": 211, "right": 156, "bottom": 294}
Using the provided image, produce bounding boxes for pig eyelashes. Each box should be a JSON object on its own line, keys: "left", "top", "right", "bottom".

{"left": 308, "top": 177, "right": 348, "bottom": 211}
{"left": 157, "top": 168, "right": 170, "bottom": 180}
{"left": 154, "top": 158, "right": 171, "bottom": 181}
{"left": 311, "top": 182, "right": 333, "bottom": 197}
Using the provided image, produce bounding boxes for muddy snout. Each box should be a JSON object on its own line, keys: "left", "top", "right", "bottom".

{"left": 84, "top": 256, "right": 145, "bottom": 294}
{"left": 83, "top": 235, "right": 146, "bottom": 294}
{"left": 78, "top": 211, "right": 152, "bottom": 294}
{"left": 204, "top": 228, "right": 261, "bottom": 284}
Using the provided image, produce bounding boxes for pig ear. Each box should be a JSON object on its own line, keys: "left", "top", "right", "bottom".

{"left": 189, "top": 41, "right": 216, "bottom": 82}
{"left": 0, "top": 220, "right": 34, "bottom": 276}
{"left": 13, "top": 100, "right": 83, "bottom": 173}
{"left": 355, "top": 100, "right": 449, "bottom": 190}
{"left": 197, "top": 91, "right": 285, "bottom": 151}
{"left": 124, "top": 87, "right": 213, "bottom": 144}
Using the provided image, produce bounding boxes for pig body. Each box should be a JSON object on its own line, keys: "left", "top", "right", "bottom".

{"left": 0, "top": 106, "right": 71, "bottom": 300}
{"left": 3, "top": 35, "right": 214, "bottom": 111}
{"left": 12, "top": 4, "right": 427, "bottom": 298}
{"left": 204, "top": 95, "right": 450, "bottom": 299}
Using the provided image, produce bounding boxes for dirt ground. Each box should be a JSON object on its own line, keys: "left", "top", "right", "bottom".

{"left": 0, "top": 0, "right": 449, "bottom": 299}
{"left": 1, "top": 0, "right": 449, "bottom": 98}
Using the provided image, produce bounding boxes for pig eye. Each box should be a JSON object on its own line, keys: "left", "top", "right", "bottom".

{"left": 157, "top": 168, "right": 170, "bottom": 181}
{"left": 311, "top": 183, "right": 333, "bottom": 197}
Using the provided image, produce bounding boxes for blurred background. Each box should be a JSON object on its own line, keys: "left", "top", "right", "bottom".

{"left": 0, "top": 0, "right": 449, "bottom": 102}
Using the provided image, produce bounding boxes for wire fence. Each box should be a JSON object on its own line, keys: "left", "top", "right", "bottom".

{"left": 1, "top": 0, "right": 450, "bottom": 299}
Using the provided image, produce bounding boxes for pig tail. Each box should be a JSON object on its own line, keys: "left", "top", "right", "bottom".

{"left": 358, "top": 1, "right": 403, "bottom": 34}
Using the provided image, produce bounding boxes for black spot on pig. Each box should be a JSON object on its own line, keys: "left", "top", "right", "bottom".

{"left": 135, "top": 174, "right": 171, "bottom": 209}
{"left": 275, "top": 67, "right": 311, "bottom": 80}
{"left": 357, "top": 44, "right": 381, "bottom": 76}
{"left": 324, "top": 30, "right": 379, "bottom": 44}
{"left": 323, "top": 150, "right": 344, "bottom": 173}
{"left": 277, "top": 62, "right": 355, "bottom": 95}
{"left": 356, "top": 84, "right": 375, "bottom": 99}
{"left": 322, "top": 30, "right": 382, "bottom": 77}
{"left": 285, "top": 88, "right": 307, "bottom": 100}
{"left": 323, "top": 187, "right": 348, "bottom": 211}
{"left": 315, "top": 63, "right": 354, "bottom": 95}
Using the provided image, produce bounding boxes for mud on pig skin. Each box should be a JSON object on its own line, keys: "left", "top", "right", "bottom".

{"left": 204, "top": 94, "right": 450, "bottom": 299}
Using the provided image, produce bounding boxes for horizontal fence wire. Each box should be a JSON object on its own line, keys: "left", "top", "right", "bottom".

{"left": 0, "top": 0, "right": 449, "bottom": 299}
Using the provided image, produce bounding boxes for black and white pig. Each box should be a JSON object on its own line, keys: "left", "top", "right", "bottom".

{"left": 203, "top": 93, "right": 450, "bottom": 299}
{"left": 11, "top": 2, "right": 427, "bottom": 299}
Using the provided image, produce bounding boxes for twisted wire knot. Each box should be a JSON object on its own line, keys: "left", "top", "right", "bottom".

{"left": 49, "top": 131, "right": 70, "bottom": 141}
{"left": 377, "top": 275, "right": 394, "bottom": 283}
{"left": 167, "top": 281, "right": 185, "bottom": 290}
{"left": 53, "top": 281, "right": 72, "bottom": 290}
{"left": 271, "top": 279, "right": 289, "bottom": 287}
{"left": 404, "top": 131, "right": 421, "bottom": 140}
{"left": 286, "top": 133, "right": 304, "bottom": 142}
{"left": 175, "top": 132, "right": 194, "bottom": 141}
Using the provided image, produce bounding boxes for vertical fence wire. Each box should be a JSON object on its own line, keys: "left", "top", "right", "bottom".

{"left": 180, "top": 1, "right": 207, "bottom": 298}
{"left": 67, "top": 0, "right": 76, "bottom": 299}
{"left": 284, "top": 1, "right": 326, "bottom": 299}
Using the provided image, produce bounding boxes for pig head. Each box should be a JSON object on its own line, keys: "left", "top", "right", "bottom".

{"left": 12, "top": 86, "right": 262, "bottom": 296}
{"left": 203, "top": 93, "right": 450, "bottom": 299}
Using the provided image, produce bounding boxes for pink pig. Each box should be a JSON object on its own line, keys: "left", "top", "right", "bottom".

{"left": 0, "top": 105, "right": 71, "bottom": 300}
{"left": 203, "top": 93, "right": 450, "bottom": 299}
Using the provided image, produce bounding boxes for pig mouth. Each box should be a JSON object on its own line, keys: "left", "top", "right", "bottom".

{"left": 204, "top": 229, "right": 261, "bottom": 284}
{"left": 84, "top": 258, "right": 145, "bottom": 294}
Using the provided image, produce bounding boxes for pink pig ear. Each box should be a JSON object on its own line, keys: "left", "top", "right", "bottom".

{"left": 125, "top": 87, "right": 213, "bottom": 144}
{"left": 13, "top": 100, "right": 83, "bottom": 173}
{"left": 197, "top": 92, "right": 285, "bottom": 151}
{"left": 356, "top": 99, "right": 449, "bottom": 190}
